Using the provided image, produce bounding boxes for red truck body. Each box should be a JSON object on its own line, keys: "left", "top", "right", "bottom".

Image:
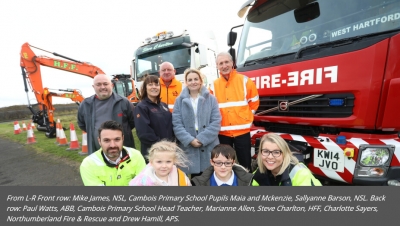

{"left": 231, "top": 0, "right": 400, "bottom": 185}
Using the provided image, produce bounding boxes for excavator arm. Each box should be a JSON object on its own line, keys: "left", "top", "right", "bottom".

{"left": 20, "top": 42, "right": 105, "bottom": 138}
{"left": 20, "top": 42, "right": 139, "bottom": 138}
{"left": 32, "top": 88, "right": 85, "bottom": 135}
{"left": 50, "top": 88, "right": 85, "bottom": 104}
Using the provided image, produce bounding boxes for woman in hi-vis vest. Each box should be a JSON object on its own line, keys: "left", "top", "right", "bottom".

{"left": 252, "top": 133, "right": 322, "bottom": 186}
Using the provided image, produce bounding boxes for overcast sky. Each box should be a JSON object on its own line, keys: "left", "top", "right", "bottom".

{"left": 0, "top": 0, "right": 245, "bottom": 108}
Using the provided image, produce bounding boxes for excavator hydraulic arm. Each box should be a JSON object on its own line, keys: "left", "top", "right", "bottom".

{"left": 33, "top": 88, "right": 85, "bottom": 135}
{"left": 20, "top": 42, "right": 140, "bottom": 138}
{"left": 20, "top": 43, "right": 139, "bottom": 138}
{"left": 20, "top": 42, "right": 104, "bottom": 138}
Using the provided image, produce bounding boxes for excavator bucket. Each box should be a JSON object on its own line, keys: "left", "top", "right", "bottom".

{"left": 45, "top": 126, "right": 56, "bottom": 138}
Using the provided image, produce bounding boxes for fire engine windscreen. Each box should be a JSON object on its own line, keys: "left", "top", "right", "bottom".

{"left": 135, "top": 45, "right": 191, "bottom": 81}
{"left": 237, "top": 0, "right": 400, "bottom": 67}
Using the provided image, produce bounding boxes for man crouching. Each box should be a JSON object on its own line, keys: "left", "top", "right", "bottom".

{"left": 80, "top": 120, "right": 146, "bottom": 186}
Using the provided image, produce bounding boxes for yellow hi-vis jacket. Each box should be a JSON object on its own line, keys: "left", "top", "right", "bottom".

{"left": 210, "top": 70, "right": 259, "bottom": 137}
{"left": 252, "top": 163, "right": 322, "bottom": 186}
{"left": 80, "top": 146, "right": 146, "bottom": 186}
{"left": 160, "top": 78, "right": 182, "bottom": 112}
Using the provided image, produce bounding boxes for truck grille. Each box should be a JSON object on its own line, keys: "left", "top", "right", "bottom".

{"left": 256, "top": 93, "right": 354, "bottom": 118}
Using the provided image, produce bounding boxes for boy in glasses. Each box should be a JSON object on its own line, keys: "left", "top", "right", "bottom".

{"left": 191, "top": 144, "right": 253, "bottom": 186}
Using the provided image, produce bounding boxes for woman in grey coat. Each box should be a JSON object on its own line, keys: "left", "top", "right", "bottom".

{"left": 172, "top": 69, "right": 221, "bottom": 176}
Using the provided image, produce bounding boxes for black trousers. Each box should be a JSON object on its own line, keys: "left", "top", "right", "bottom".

{"left": 218, "top": 132, "right": 251, "bottom": 170}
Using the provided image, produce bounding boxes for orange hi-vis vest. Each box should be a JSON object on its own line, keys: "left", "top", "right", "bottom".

{"left": 177, "top": 168, "right": 189, "bottom": 186}
{"left": 160, "top": 78, "right": 182, "bottom": 112}
{"left": 210, "top": 70, "right": 259, "bottom": 137}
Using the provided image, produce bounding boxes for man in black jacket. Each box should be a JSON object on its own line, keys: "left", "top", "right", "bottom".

{"left": 77, "top": 74, "right": 136, "bottom": 154}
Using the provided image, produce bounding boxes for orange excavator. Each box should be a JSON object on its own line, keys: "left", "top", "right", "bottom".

{"left": 20, "top": 42, "right": 139, "bottom": 138}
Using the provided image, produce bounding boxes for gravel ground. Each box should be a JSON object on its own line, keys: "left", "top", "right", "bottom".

{"left": 0, "top": 137, "right": 83, "bottom": 186}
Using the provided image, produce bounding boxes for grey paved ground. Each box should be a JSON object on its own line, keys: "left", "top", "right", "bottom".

{"left": 0, "top": 137, "right": 83, "bottom": 186}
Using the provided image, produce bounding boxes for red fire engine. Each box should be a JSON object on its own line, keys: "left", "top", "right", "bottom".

{"left": 228, "top": 0, "right": 400, "bottom": 185}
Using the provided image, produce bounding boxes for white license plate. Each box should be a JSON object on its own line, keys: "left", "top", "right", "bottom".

{"left": 314, "top": 149, "right": 344, "bottom": 172}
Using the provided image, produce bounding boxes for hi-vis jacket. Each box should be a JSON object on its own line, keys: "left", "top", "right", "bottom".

{"left": 80, "top": 147, "right": 146, "bottom": 186}
{"left": 252, "top": 163, "right": 322, "bottom": 186}
{"left": 160, "top": 78, "right": 182, "bottom": 112}
{"left": 210, "top": 70, "right": 259, "bottom": 137}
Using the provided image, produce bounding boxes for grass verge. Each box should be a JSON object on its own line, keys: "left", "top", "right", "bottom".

{"left": 0, "top": 113, "right": 141, "bottom": 164}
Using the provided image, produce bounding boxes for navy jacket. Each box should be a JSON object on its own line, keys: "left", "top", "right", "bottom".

{"left": 133, "top": 97, "right": 174, "bottom": 155}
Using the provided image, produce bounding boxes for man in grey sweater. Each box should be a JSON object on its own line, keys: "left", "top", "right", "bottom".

{"left": 77, "top": 74, "right": 135, "bottom": 154}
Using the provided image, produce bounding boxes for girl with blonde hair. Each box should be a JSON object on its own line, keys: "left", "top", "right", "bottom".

{"left": 129, "top": 141, "right": 191, "bottom": 186}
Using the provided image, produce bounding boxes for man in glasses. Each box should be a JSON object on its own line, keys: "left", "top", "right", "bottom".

{"left": 191, "top": 144, "right": 253, "bottom": 186}
{"left": 210, "top": 52, "right": 259, "bottom": 171}
{"left": 159, "top": 62, "right": 182, "bottom": 112}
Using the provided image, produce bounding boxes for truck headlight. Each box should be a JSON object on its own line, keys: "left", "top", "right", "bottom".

{"left": 355, "top": 145, "right": 394, "bottom": 178}
{"left": 360, "top": 147, "right": 390, "bottom": 166}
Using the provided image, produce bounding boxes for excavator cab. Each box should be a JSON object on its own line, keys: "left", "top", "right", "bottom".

{"left": 111, "top": 74, "right": 140, "bottom": 104}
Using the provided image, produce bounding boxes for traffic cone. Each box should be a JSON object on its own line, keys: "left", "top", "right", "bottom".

{"left": 26, "top": 124, "right": 36, "bottom": 144}
{"left": 30, "top": 120, "right": 35, "bottom": 130}
{"left": 79, "top": 131, "right": 88, "bottom": 155}
{"left": 14, "top": 121, "right": 21, "bottom": 135}
{"left": 58, "top": 122, "right": 69, "bottom": 146}
{"left": 55, "top": 119, "right": 60, "bottom": 144}
{"left": 67, "top": 123, "right": 80, "bottom": 150}
{"left": 31, "top": 126, "right": 36, "bottom": 138}
{"left": 22, "top": 122, "right": 27, "bottom": 131}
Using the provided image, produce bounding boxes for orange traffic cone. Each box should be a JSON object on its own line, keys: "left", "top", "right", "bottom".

{"left": 26, "top": 124, "right": 36, "bottom": 144}
{"left": 79, "top": 131, "right": 88, "bottom": 156}
{"left": 22, "top": 122, "right": 27, "bottom": 131}
{"left": 30, "top": 120, "right": 35, "bottom": 130}
{"left": 67, "top": 123, "right": 80, "bottom": 151}
{"left": 58, "top": 122, "right": 69, "bottom": 146}
{"left": 55, "top": 119, "right": 60, "bottom": 144}
{"left": 31, "top": 125, "right": 36, "bottom": 138}
{"left": 14, "top": 121, "right": 21, "bottom": 135}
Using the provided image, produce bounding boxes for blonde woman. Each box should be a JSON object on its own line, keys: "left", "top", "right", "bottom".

{"left": 172, "top": 69, "right": 221, "bottom": 177}
{"left": 252, "top": 133, "right": 321, "bottom": 186}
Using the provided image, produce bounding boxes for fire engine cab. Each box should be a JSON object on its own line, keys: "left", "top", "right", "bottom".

{"left": 229, "top": 0, "right": 400, "bottom": 185}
